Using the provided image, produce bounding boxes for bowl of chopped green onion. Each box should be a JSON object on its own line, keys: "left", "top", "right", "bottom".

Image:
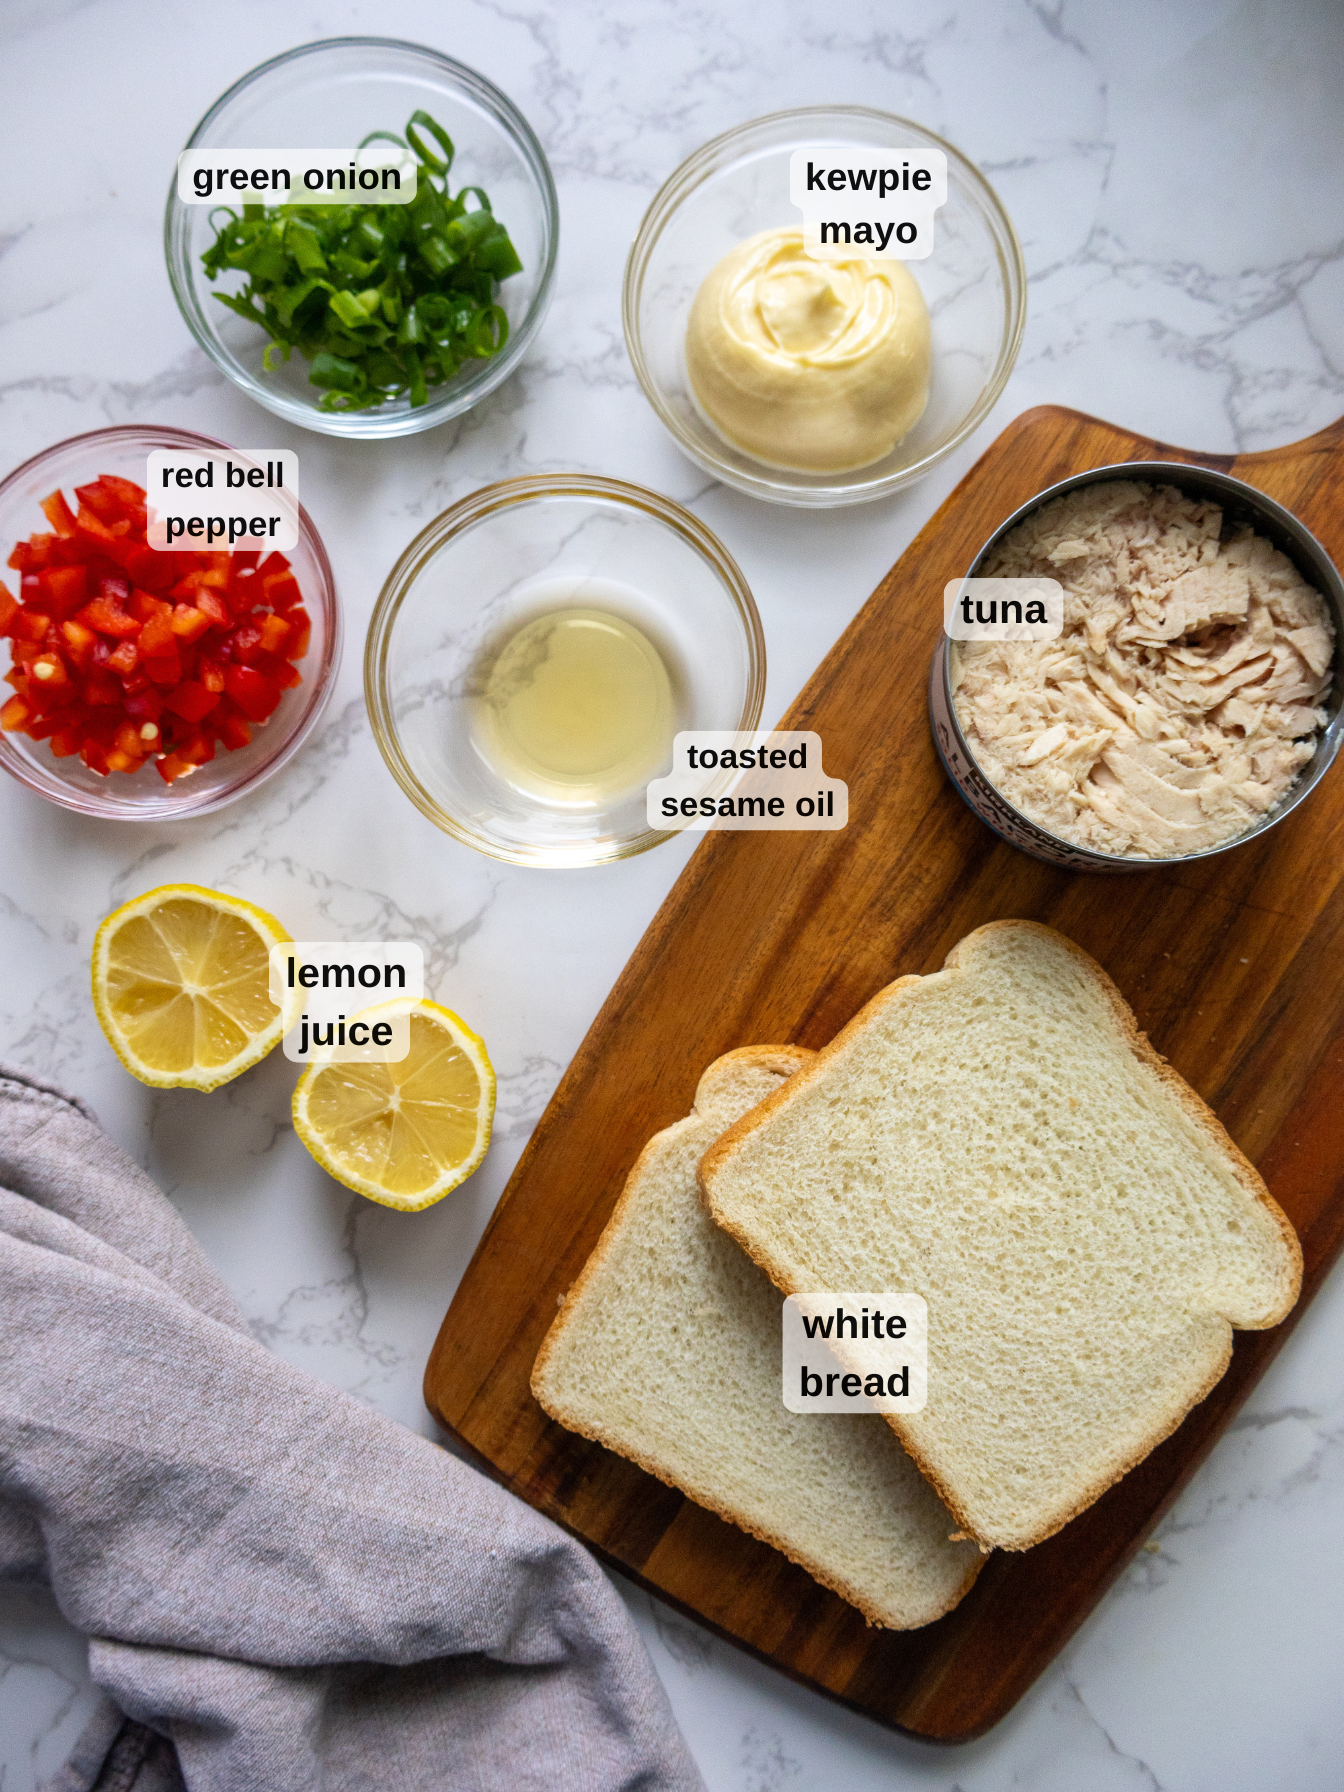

{"left": 165, "top": 38, "right": 558, "bottom": 438}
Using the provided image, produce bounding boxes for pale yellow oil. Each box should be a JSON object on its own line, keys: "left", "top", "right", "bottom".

{"left": 469, "top": 606, "right": 677, "bottom": 805}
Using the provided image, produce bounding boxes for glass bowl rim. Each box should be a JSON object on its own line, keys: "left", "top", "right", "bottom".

{"left": 0, "top": 423, "right": 341, "bottom": 819}
{"left": 622, "top": 103, "right": 1027, "bottom": 508}
{"left": 163, "top": 35, "right": 560, "bottom": 441}
{"left": 364, "top": 472, "right": 768, "bottom": 866}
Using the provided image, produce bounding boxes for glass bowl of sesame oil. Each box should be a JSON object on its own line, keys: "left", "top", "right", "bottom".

{"left": 365, "top": 476, "right": 766, "bottom": 866}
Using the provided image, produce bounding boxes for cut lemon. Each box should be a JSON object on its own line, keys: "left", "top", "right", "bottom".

{"left": 92, "top": 884, "right": 295, "bottom": 1091}
{"left": 292, "top": 997, "right": 495, "bottom": 1210}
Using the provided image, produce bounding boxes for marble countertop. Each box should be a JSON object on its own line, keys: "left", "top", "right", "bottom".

{"left": 3, "top": 1, "right": 1343, "bottom": 1787}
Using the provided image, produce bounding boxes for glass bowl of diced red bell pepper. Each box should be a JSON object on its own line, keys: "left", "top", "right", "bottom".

{"left": 0, "top": 426, "right": 339, "bottom": 817}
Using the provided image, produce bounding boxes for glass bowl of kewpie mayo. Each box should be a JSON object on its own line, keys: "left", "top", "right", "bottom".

{"left": 624, "top": 108, "right": 1025, "bottom": 507}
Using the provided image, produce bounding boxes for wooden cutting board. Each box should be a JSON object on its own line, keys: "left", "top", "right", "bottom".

{"left": 424, "top": 404, "right": 1344, "bottom": 1741}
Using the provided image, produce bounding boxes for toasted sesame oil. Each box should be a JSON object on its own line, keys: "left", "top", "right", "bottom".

{"left": 469, "top": 606, "right": 676, "bottom": 805}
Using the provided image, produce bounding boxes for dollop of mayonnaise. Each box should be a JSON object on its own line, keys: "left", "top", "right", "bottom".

{"left": 684, "top": 227, "right": 931, "bottom": 474}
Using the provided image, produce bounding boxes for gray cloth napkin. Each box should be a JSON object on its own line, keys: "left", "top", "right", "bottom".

{"left": 0, "top": 1065, "right": 703, "bottom": 1792}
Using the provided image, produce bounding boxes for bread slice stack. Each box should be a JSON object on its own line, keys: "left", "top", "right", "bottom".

{"left": 533, "top": 918, "right": 1300, "bottom": 1623}
{"left": 532, "top": 1046, "right": 983, "bottom": 1629}
{"left": 701, "top": 921, "right": 1301, "bottom": 1551}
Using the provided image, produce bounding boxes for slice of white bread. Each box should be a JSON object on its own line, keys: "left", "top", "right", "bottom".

{"left": 531, "top": 1047, "right": 983, "bottom": 1629}
{"left": 700, "top": 924, "right": 1301, "bottom": 1552}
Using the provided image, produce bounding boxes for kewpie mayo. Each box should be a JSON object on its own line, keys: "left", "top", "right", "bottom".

{"left": 684, "top": 227, "right": 931, "bottom": 473}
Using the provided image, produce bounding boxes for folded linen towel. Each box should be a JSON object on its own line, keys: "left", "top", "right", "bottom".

{"left": 0, "top": 1065, "right": 702, "bottom": 1792}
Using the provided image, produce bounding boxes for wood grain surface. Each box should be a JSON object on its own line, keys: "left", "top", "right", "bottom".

{"left": 424, "top": 404, "right": 1344, "bottom": 1741}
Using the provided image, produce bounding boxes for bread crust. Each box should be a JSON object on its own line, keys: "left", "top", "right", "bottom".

{"left": 697, "top": 920, "right": 1302, "bottom": 1550}
{"left": 535, "top": 1351, "right": 981, "bottom": 1629}
{"left": 532, "top": 1048, "right": 814, "bottom": 1404}
{"left": 531, "top": 1045, "right": 982, "bottom": 1627}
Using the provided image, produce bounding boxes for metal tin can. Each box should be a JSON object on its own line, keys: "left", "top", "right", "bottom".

{"left": 929, "top": 460, "right": 1344, "bottom": 874}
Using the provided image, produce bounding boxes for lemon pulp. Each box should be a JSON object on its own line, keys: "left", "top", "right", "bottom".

{"left": 469, "top": 606, "right": 676, "bottom": 805}
{"left": 92, "top": 885, "right": 291, "bottom": 1090}
{"left": 292, "top": 999, "right": 494, "bottom": 1209}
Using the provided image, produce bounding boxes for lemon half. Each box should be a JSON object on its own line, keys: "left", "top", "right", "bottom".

{"left": 92, "top": 884, "right": 295, "bottom": 1091}
{"left": 292, "top": 997, "right": 495, "bottom": 1209}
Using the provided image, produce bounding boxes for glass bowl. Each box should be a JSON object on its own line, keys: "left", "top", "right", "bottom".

{"left": 165, "top": 37, "right": 558, "bottom": 439}
{"left": 624, "top": 107, "right": 1025, "bottom": 507}
{"left": 0, "top": 426, "right": 340, "bottom": 818}
{"left": 365, "top": 475, "right": 766, "bottom": 866}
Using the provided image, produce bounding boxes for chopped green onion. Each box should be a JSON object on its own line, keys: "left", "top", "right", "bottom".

{"left": 199, "top": 110, "right": 523, "bottom": 411}
{"left": 405, "top": 109, "right": 455, "bottom": 174}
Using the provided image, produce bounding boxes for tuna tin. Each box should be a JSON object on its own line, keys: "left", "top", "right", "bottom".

{"left": 930, "top": 461, "right": 1344, "bottom": 873}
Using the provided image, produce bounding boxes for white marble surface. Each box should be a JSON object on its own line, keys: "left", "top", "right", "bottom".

{"left": 3, "top": 0, "right": 1344, "bottom": 1786}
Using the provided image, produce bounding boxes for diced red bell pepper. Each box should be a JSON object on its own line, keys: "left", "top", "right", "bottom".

{"left": 113, "top": 720, "right": 149, "bottom": 758}
{"left": 81, "top": 738, "right": 113, "bottom": 776}
{"left": 214, "top": 704, "right": 251, "bottom": 752}
{"left": 49, "top": 722, "right": 85, "bottom": 757}
{"left": 285, "top": 608, "right": 312, "bottom": 659}
{"left": 129, "top": 588, "right": 168, "bottom": 622}
{"left": 154, "top": 751, "right": 196, "bottom": 784}
{"left": 39, "top": 491, "right": 77, "bottom": 538}
{"left": 78, "top": 596, "right": 139, "bottom": 639}
{"left": 164, "top": 680, "right": 219, "bottom": 723}
{"left": 223, "top": 664, "right": 282, "bottom": 722}
{"left": 121, "top": 544, "right": 174, "bottom": 592}
{"left": 26, "top": 653, "right": 72, "bottom": 708}
{"left": 5, "top": 474, "right": 310, "bottom": 779}
{"left": 179, "top": 729, "right": 216, "bottom": 766}
{"left": 75, "top": 481, "right": 124, "bottom": 524}
{"left": 123, "top": 688, "right": 164, "bottom": 722}
{"left": 82, "top": 669, "right": 123, "bottom": 707}
{"left": 38, "top": 564, "right": 89, "bottom": 618}
{"left": 196, "top": 655, "right": 227, "bottom": 695}
{"left": 11, "top": 609, "right": 52, "bottom": 643}
{"left": 170, "top": 604, "right": 213, "bottom": 645}
{"left": 138, "top": 612, "right": 177, "bottom": 658}
{"left": 0, "top": 694, "right": 32, "bottom": 731}
{"left": 254, "top": 650, "right": 303, "bottom": 691}
{"left": 194, "top": 588, "right": 230, "bottom": 628}
{"left": 171, "top": 567, "right": 229, "bottom": 599}
{"left": 257, "top": 613, "right": 292, "bottom": 654}
{"left": 74, "top": 505, "right": 118, "bottom": 544}
{"left": 261, "top": 570, "right": 303, "bottom": 611}
{"left": 226, "top": 620, "right": 264, "bottom": 664}
{"left": 61, "top": 620, "right": 98, "bottom": 667}
{"left": 143, "top": 652, "right": 182, "bottom": 688}
{"left": 100, "top": 475, "right": 147, "bottom": 508}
